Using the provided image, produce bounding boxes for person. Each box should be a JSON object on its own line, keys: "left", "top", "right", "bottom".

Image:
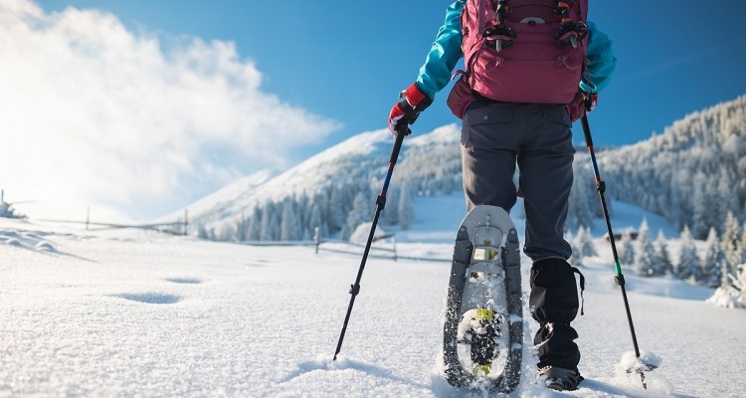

{"left": 388, "top": 0, "right": 616, "bottom": 391}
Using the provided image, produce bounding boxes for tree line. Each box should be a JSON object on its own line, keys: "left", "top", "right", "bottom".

{"left": 194, "top": 96, "right": 745, "bottom": 255}
{"left": 568, "top": 212, "right": 746, "bottom": 293}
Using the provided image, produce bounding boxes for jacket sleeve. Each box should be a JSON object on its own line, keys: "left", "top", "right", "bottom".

{"left": 415, "top": 0, "right": 465, "bottom": 99}
{"left": 580, "top": 21, "right": 617, "bottom": 93}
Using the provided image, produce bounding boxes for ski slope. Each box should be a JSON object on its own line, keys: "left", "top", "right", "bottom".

{"left": 1, "top": 205, "right": 744, "bottom": 397}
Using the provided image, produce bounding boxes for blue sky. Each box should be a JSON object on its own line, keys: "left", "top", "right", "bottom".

{"left": 37, "top": 0, "right": 746, "bottom": 150}
{"left": 4, "top": 0, "right": 746, "bottom": 220}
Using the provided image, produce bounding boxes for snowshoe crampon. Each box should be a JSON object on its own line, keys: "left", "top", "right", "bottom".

{"left": 443, "top": 205, "right": 522, "bottom": 392}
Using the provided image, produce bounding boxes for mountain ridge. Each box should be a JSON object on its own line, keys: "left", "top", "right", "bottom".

{"left": 177, "top": 96, "right": 746, "bottom": 242}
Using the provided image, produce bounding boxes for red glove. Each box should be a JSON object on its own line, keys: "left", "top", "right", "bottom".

{"left": 388, "top": 83, "right": 432, "bottom": 136}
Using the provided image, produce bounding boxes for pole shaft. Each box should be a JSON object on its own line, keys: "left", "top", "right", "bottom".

{"left": 581, "top": 115, "right": 641, "bottom": 359}
{"left": 333, "top": 132, "right": 405, "bottom": 360}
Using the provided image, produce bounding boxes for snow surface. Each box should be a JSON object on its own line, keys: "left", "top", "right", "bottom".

{"left": 2, "top": 197, "right": 745, "bottom": 397}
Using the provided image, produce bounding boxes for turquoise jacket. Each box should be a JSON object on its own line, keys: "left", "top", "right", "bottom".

{"left": 415, "top": 0, "right": 617, "bottom": 99}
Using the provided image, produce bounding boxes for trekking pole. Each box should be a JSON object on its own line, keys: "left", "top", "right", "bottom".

{"left": 333, "top": 124, "right": 408, "bottom": 361}
{"left": 580, "top": 115, "right": 653, "bottom": 388}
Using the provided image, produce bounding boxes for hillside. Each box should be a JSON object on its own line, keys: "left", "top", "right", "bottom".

{"left": 594, "top": 95, "right": 746, "bottom": 238}
{"left": 182, "top": 125, "right": 463, "bottom": 242}
{"left": 176, "top": 96, "right": 746, "bottom": 244}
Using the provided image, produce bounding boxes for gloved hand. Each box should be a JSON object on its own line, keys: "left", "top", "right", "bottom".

{"left": 388, "top": 83, "right": 433, "bottom": 136}
{"left": 583, "top": 91, "right": 598, "bottom": 112}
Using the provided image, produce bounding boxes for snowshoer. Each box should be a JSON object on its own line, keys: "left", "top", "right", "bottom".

{"left": 388, "top": 0, "right": 616, "bottom": 391}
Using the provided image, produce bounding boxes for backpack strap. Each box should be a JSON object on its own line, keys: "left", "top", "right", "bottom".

{"left": 461, "top": 0, "right": 483, "bottom": 78}
{"left": 482, "top": 0, "right": 516, "bottom": 52}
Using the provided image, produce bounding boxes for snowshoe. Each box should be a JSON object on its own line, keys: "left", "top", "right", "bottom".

{"left": 539, "top": 366, "right": 584, "bottom": 391}
{"left": 443, "top": 205, "right": 522, "bottom": 393}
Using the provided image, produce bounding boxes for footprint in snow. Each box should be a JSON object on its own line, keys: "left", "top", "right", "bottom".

{"left": 35, "top": 241, "right": 56, "bottom": 252}
{"left": 165, "top": 277, "right": 203, "bottom": 285}
{"left": 115, "top": 293, "right": 182, "bottom": 305}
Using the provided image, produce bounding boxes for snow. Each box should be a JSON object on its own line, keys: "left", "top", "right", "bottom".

{"left": 590, "top": 201, "right": 679, "bottom": 239}
{"left": 2, "top": 196, "right": 746, "bottom": 397}
{"left": 618, "top": 351, "right": 662, "bottom": 374}
{"left": 349, "top": 222, "right": 389, "bottom": 246}
{"left": 405, "top": 124, "right": 461, "bottom": 147}
{"left": 707, "top": 286, "right": 746, "bottom": 309}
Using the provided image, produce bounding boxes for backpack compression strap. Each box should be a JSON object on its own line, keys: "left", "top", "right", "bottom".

{"left": 480, "top": 1, "right": 588, "bottom": 50}
{"left": 554, "top": 1, "right": 588, "bottom": 48}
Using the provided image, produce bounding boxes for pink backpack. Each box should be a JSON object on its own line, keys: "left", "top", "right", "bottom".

{"left": 448, "top": 0, "right": 589, "bottom": 117}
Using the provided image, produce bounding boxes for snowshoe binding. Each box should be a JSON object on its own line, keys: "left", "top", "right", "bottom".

{"left": 443, "top": 205, "right": 522, "bottom": 393}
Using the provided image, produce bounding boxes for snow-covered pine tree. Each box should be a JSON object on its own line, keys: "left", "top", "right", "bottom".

{"left": 655, "top": 230, "right": 673, "bottom": 276}
{"left": 634, "top": 218, "right": 662, "bottom": 277}
{"left": 619, "top": 231, "right": 636, "bottom": 269}
{"left": 576, "top": 226, "right": 596, "bottom": 259}
{"left": 307, "top": 203, "right": 326, "bottom": 240}
{"left": 705, "top": 173, "right": 723, "bottom": 235}
{"left": 690, "top": 172, "right": 710, "bottom": 239}
{"left": 260, "top": 202, "right": 280, "bottom": 241}
{"left": 328, "top": 185, "right": 349, "bottom": 233}
{"left": 675, "top": 225, "right": 699, "bottom": 282}
{"left": 722, "top": 211, "right": 741, "bottom": 283}
{"left": 566, "top": 230, "right": 581, "bottom": 266}
{"left": 345, "top": 191, "right": 372, "bottom": 241}
{"left": 568, "top": 164, "right": 594, "bottom": 230}
{"left": 717, "top": 168, "right": 739, "bottom": 231}
{"left": 197, "top": 223, "right": 209, "bottom": 240}
{"left": 398, "top": 182, "right": 415, "bottom": 230}
{"left": 668, "top": 180, "right": 686, "bottom": 231}
{"left": 247, "top": 207, "right": 262, "bottom": 241}
{"left": 741, "top": 223, "right": 746, "bottom": 265}
{"left": 381, "top": 185, "right": 400, "bottom": 226}
{"left": 235, "top": 214, "right": 248, "bottom": 242}
{"left": 701, "top": 227, "right": 725, "bottom": 288}
{"left": 296, "top": 194, "right": 311, "bottom": 240}
{"left": 738, "top": 264, "right": 746, "bottom": 301}
{"left": 280, "top": 199, "right": 300, "bottom": 241}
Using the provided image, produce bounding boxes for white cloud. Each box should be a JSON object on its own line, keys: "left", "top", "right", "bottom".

{"left": 0, "top": 0, "right": 340, "bottom": 221}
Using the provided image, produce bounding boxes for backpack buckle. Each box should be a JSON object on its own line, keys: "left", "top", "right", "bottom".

{"left": 483, "top": 21, "right": 516, "bottom": 52}
{"left": 553, "top": 20, "right": 588, "bottom": 48}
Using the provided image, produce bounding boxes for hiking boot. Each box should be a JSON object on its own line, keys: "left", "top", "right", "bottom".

{"left": 539, "top": 366, "right": 584, "bottom": 391}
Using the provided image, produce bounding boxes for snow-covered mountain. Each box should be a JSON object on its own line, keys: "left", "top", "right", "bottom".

{"left": 175, "top": 96, "right": 745, "bottom": 244}
{"left": 179, "top": 124, "right": 463, "bottom": 241}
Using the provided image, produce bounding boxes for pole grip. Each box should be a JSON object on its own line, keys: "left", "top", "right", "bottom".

{"left": 390, "top": 127, "right": 406, "bottom": 164}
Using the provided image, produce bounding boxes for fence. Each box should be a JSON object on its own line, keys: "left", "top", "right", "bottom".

{"left": 37, "top": 208, "right": 189, "bottom": 235}
{"left": 239, "top": 227, "right": 451, "bottom": 263}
